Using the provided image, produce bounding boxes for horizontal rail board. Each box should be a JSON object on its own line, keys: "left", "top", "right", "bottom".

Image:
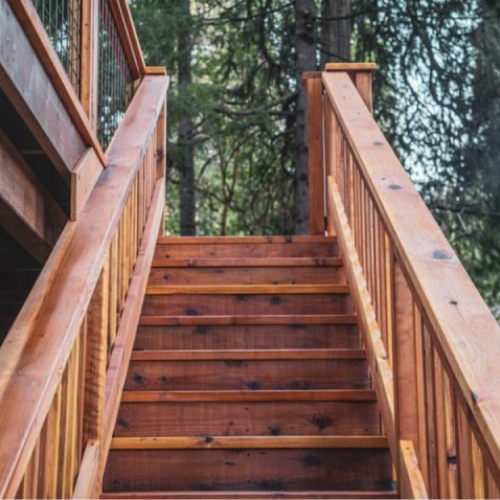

{"left": 152, "top": 258, "right": 343, "bottom": 268}
{"left": 130, "top": 349, "right": 365, "bottom": 361}
{"left": 139, "top": 315, "right": 358, "bottom": 326}
{"left": 110, "top": 436, "right": 389, "bottom": 450}
{"left": 121, "top": 389, "right": 376, "bottom": 403}
{"left": 146, "top": 284, "right": 350, "bottom": 295}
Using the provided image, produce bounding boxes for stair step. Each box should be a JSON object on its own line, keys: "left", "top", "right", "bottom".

{"left": 153, "top": 257, "right": 342, "bottom": 268}
{"left": 142, "top": 294, "right": 353, "bottom": 317}
{"left": 135, "top": 323, "right": 360, "bottom": 351}
{"left": 101, "top": 491, "right": 398, "bottom": 499}
{"left": 121, "top": 389, "right": 376, "bottom": 403}
{"left": 103, "top": 448, "right": 392, "bottom": 493}
{"left": 139, "top": 314, "right": 358, "bottom": 326}
{"left": 115, "top": 399, "right": 380, "bottom": 437}
{"left": 125, "top": 358, "right": 369, "bottom": 391}
{"left": 154, "top": 242, "right": 338, "bottom": 260}
{"left": 131, "top": 349, "right": 365, "bottom": 361}
{"left": 157, "top": 236, "right": 337, "bottom": 245}
{"left": 148, "top": 266, "right": 345, "bottom": 286}
{"left": 110, "top": 436, "right": 389, "bottom": 450}
{"left": 146, "top": 284, "right": 350, "bottom": 295}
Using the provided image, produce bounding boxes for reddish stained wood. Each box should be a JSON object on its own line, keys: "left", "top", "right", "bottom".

{"left": 103, "top": 180, "right": 166, "bottom": 476}
{"left": 0, "top": 129, "right": 67, "bottom": 263}
{"left": 323, "top": 70, "right": 500, "bottom": 477}
{"left": 145, "top": 284, "right": 350, "bottom": 295}
{"left": 327, "top": 176, "right": 396, "bottom": 459}
{"left": 121, "top": 389, "right": 377, "bottom": 403}
{"left": 70, "top": 148, "right": 104, "bottom": 220}
{"left": 157, "top": 236, "right": 337, "bottom": 245}
{"left": 152, "top": 257, "right": 342, "bottom": 268}
{"left": 130, "top": 349, "right": 366, "bottom": 361}
{"left": 138, "top": 314, "right": 358, "bottom": 326}
{"left": 0, "top": 77, "right": 168, "bottom": 499}
{"left": 115, "top": 400, "right": 380, "bottom": 437}
{"left": 103, "top": 448, "right": 392, "bottom": 493}
{"left": 110, "top": 435, "right": 389, "bottom": 450}
{"left": 306, "top": 74, "right": 326, "bottom": 235}
{"left": 398, "top": 440, "right": 429, "bottom": 499}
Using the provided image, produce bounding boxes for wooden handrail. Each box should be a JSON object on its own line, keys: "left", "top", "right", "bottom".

{"left": 0, "top": 74, "right": 169, "bottom": 499}
{"left": 318, "top": 68, "right": 500, "bottom": 498}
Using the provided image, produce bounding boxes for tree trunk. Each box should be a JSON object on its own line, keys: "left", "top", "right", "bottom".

{"left": 320, "top": 0, "right": 351, "bottom": 67}
{"left": 294, "top": 0, "right": 317, "bottom": 235}
{"left": 178, "top": 0, "right": 196, "bottom": 236}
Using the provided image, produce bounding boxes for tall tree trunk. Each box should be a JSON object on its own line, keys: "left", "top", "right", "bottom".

{"left": 294, "top": 0, "right": 317, "bottom": 235}
{"left": 320, "top": 0, "right": 351, "bottom": 67}
{"left": 178, "top": 0, "right": 196, "bottom": 235}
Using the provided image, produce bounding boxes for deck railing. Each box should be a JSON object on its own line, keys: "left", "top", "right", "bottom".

{"left": 0, "top": 68, "right": 168, "bottom": 500}
{"left": 308, "top": 64, "right": 500, "bottom": 498}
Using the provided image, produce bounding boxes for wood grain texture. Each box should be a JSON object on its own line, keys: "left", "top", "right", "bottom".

{"left": 121, "top": 389, "right": 377, "bottom": 403}
{"left": 146, "top": 284, "right": 350, "bottom": 295}
{"left": 152, "top": 257, "right": 342, "bottom": 268}
{"left": 306, "top": 74, "right": 326, "bottom": 235}
{"left": 134, "top": 323, "right": 360, "bottom": 351}
{"left": 157, "top": 236, "right": 337, "bottom": 245}
{"left": 154, "top": 242, "right": 338, "bottom": 260}
{"left": 399, "top": 440, "right": 429, "bottom": 499}
{"left": 0, "top": 76, "right": 168, "bottom": 499}
{"left": 142, "top": 293, "right": 353, "bottom": 317}
{"left": 148, "top": 266, "right": 345, "bottom": 286}
{"left": 103, "top": 448, "right": 392, "bottom": 492}
{"left": 115, "top": 400, "right": 380, "bottom": 437}
{"left": 125, "top": 358, "right": 369, "bottom": 391}
{"left": 110, "top": 436, "right": 389, "bottom": 450}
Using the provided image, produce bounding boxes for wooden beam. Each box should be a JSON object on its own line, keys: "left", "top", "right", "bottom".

{"left": 0, "top": 0, "right": 87, "bottom": 182}
{"left": 0, "top": 129, "right": 67, "bottom": 263}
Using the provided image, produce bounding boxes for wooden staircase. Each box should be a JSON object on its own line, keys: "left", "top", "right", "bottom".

{"left": 102, "top": 236, "right": 395, "bottom": 498}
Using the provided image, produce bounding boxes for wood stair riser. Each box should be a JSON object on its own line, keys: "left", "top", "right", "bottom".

{"left": 134, "top": 324, "right": 361, "bottom": 351}
{"left": 142, "top": 294, "right": 354, "bottom": 317}
{"left": 124, "top": 359, "right": 370, "bottom": 391}
{"left": 154, "top": 242, "right": 339, "bottom": 260}
{"left": 115, "top": 400, "right": 382, "bottom": 437}
{"left": 148, "top": 266, "right": 346, "bottom": 286}
{"left": 104, "top": 448, "right": 392, "bottom": 492}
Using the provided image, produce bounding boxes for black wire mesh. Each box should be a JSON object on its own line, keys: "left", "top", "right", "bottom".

{"left": 97, "top": 0, "right": 135, "bottom": 149}
{"left": 31, "top": 0, "right": 82, "bottom": 96}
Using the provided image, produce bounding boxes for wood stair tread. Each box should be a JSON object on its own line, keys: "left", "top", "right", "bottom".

{"left": 152, "top": 257, "right": 342, "bottom": 268}
{"left": 146, "top": 284, "right": 350, "bottom": 295}
{"left": 157, "top": 236, "right": 338, "bottom": 245}
{"left": 130, "top": 349, "right": 365, "bottom": 361}
{"left": 121, "top": 389, "right": 377, "bottom": 403}
{"left": 139, "top": 314, "right": 358, "bottom": 326}
{"left": 101, "top": 491, "right": 398, "bottom": 499}
{"left": 110, "top": 436, "right": 389, "bottom": 450}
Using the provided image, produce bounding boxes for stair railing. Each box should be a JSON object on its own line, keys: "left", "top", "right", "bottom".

{"left": 0, "top": 71, "right": 168, "bottom": 499}
{"left": 308, "top": 64, "right": 500, "bottom": 498}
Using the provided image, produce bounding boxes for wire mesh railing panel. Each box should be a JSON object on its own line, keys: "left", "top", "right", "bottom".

{"left": 31, "top": 0, "right": 82, "bottom": 96}
{"left": 97, "top": 0, "right": 135, "bottom": 150}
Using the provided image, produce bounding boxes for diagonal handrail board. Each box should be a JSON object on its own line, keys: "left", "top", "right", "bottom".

{"left": 323, "top": 71, "right": 500, "bottom": 484}
{"left": 0, "top": 74, "right": 168, "bottom": 499}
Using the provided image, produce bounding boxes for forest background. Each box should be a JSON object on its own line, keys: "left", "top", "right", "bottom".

{"left": 129, "top": 0, "right": 500, "bottom": 320}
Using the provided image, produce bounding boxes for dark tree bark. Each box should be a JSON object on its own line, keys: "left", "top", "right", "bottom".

{"left": 178, "top": 0, "right": 196, "bottom": 236}
{"left": 320, "top": 0, "right": 352, "bottom": 67}
{"left": 294, "top": 0, "right": 318, "bottom": 235}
